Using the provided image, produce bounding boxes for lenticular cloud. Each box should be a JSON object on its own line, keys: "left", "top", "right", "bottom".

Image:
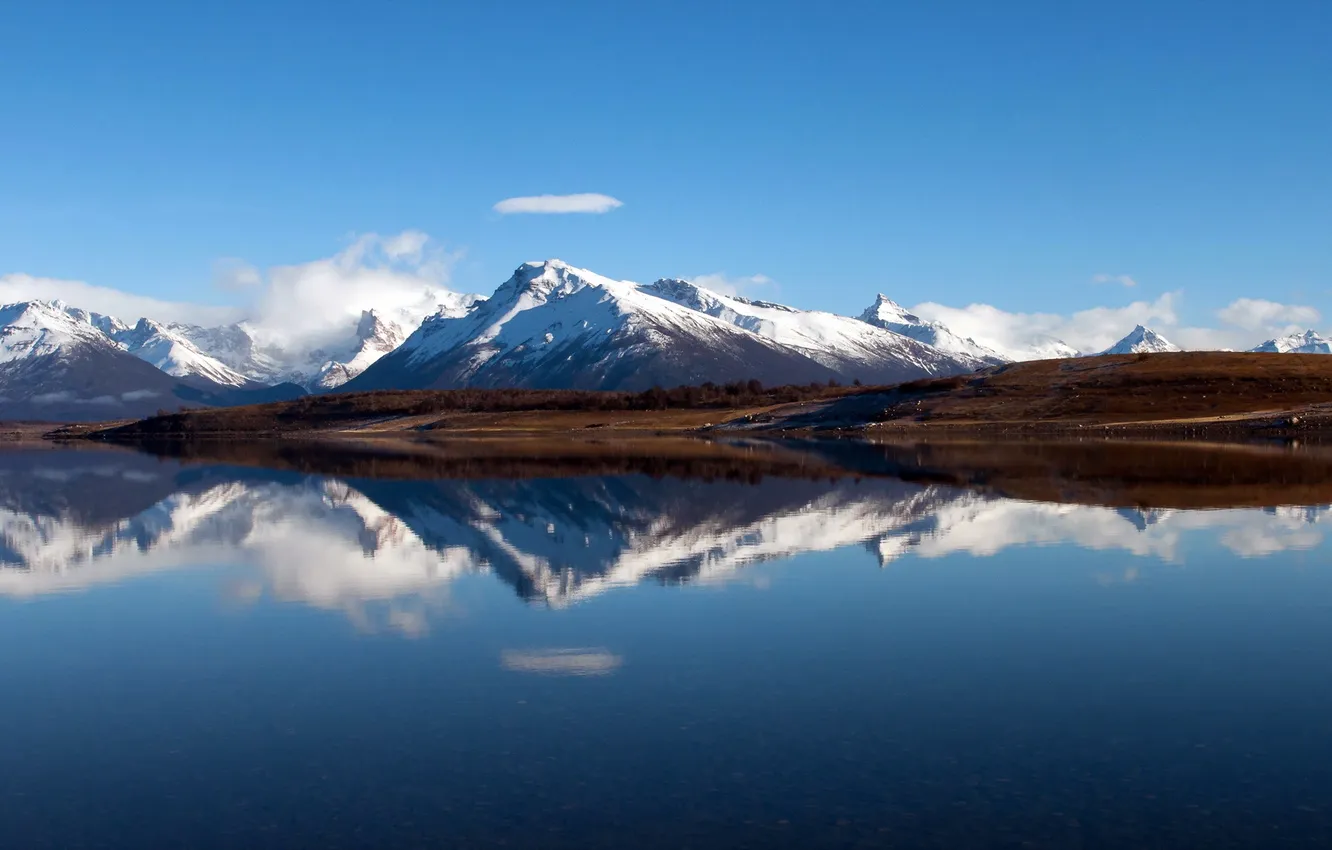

{"left": 493, "top": 193, "right": 623, "bottom": 215}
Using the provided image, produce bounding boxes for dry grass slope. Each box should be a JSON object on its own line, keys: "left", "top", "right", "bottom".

{"left": 753, "top": 352, "right": 1332, "bottom": 436}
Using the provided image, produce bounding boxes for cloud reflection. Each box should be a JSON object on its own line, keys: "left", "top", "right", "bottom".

{"left": 501, "top": 648, "right": 624, "bottom": 677}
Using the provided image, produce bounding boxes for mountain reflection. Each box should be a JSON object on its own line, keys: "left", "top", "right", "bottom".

{"left": 1, "top": 446, "right": 1329, "bottom": 630}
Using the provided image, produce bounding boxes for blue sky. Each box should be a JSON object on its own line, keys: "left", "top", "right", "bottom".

{"left": 1, "top": 0, "right": 1329, "bottom": 351}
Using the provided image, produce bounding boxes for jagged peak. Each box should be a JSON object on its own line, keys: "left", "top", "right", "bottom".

{"left": 860, "top": 294, "right": 924, "bottom": 326}
{"left": 130, "top": 316, "right": 169, "bottom": 334}
{"left": 356, "top": 309, "right": 385, "bottom": 339}
{"left": 500, "top": 259, "right": 620, "bottom": 300}
{"left": 1250, "top": 328, "right": 1332, "bottom": 354}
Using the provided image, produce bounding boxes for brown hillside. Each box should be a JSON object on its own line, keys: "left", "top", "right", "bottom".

{"left": 752, "top": 352, "right": 1332, "bottom": 434}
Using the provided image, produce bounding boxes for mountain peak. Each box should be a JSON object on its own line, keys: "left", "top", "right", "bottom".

{"left": 1100, "top": 325, "right": 1180, "bottom": 355}
{"left": 355, "top": 309, "right": 385, "bottom": 340}
{"left": 856, "top": 295, "right": 1009, "bottom": 365}
{"left": 501, "top": 259, "right": 612, "bottom": 301}
{"left": 1250, "top": 329, "right": 1332, "bottom": 354}
{"left": 860, "top": 294, "right": 922, "bottom": 326}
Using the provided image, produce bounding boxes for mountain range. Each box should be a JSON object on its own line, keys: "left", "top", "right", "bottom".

{"left": 1, "top": 259, "right": 1328, "bottom": 420}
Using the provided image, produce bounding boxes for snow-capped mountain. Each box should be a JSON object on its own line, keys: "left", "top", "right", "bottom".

{"left": 857, "top": 295, "right": 1008, "bottom": 366}
{"left": 347, "top": 260, "right": 985, "bottom": 392}
{"left": 0, "top": 300, "right": 113, "bottom": 363}
{"left": 1099, "top": 325, "right": 1181, "bottom": 355}
{"left": 0, "top": 300, "right": 206, "bottom": 420}
{"left": 0, "top": 286, "right": 484, "bottom": 406}
{"left": 301, "top": 310, "right": 413, "bottom": 390}
{"left": 111, "top": 318, "right": 252, "bottom": 388}
{"left": 19, "top": 256, "right": 1332, "bottom": 415}
{"left": 1250, "top": 330, "right": 1332, "bottom": 355}
{"left": 645, "top": 279, "right": 994, "bottom": 376}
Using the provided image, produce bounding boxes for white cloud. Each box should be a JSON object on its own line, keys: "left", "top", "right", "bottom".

{"left": 1093, "top": 273, "right": 1138, "bottom": 288}
{"left": 912, "top": 292, "right": 1327, "bottom": 357}
{"left": 1216, "top": 298, "right": 1320, "bottom": 333}
{"left": 1174, "top": 298, "right": 1322, "bottom": 351}
{"left": 913, "top": 293, "right": 1179, "bottom": 359}
{"left": 380, "top": 229, "right": 430, "bottom": 261}
{"left": 0, "top": 273, "right": 238, "bottom": 326}
{"left": 242, "top": 232, "right": 467, "bottom": 350}
{"left": 690, "top": 273, "right": 776, "bottom": 299}
{"left": 493, "top": 193, "right": 624, "bottom": 215}
{"left": 212, "top": 259, "right": 263, "bottom": 291}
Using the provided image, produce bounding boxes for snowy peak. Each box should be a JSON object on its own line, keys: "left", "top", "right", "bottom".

{"left": 111, "top": 318, "right": 251, "bottom": 388}
{"left": 62, "top": 305, "right": 129, "bottom": 337}
{"left": 855, "top": 295, "right": 1078, "bottom": 362}
{"left": 0, "top": 300, "right": 115, "bottom": 363}
{"left": 857, "top": 294, "right": 1008, "bottom": 366}
{"left": 859, "top": 294, "right": 923, "bottom": 327}
{"left": 0, "top": 301, "right": 251, "bottom": 390}
{"left": 1250, "top": 330, "right": 1332, "bottom": 355}
{"left": 308, "top": 310, "right": 411, "bottom": 390}
{"left": 1100, "top": 325, "right": 1181, "bottom": 355}
{"left": 500, "top": 259, "right": 616, "bottom": 302}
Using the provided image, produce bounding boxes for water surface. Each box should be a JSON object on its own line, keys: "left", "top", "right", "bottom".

{"left": 3, "top": 442, "right": 1332, "bottom": 848}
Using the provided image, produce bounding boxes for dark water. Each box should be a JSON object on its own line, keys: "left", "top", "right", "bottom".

{"left": 3, "top": 445, "right": 1332, "bottom": 848}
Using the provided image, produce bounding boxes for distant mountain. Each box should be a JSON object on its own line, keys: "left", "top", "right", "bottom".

{"left": 1099, "top": 325, "right": 1181, "bottom": 355}
{"left": 169, "top": 298, "right": 481, "bottom": 392}
{"left": 111, "top": 318, "right": 253, "bottom": 388}
{"left": 346, "top": 261, "right": 985, "bottom": 392}
{"left": 0, "top": 301, "right": 206, "bottom": 420}
{"left": 857, "top": 295, "right": 1008, "bottom": 366}
{"left": 1250, "top": 330, "right": 1332, "bottom": 354}
{"left": 1025, "top": 338, "right": 1084, "bottom": 360}
{"left": 306, "top": 310, "right": 413, "bottom": 390}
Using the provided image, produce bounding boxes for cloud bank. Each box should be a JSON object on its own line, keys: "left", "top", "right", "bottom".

{"left": 913, "top": 292, "right": 1323, "bottom": 357}
{"left": 493, "top": 193, "right": 624, "bottom": 214}
{"left": 913, "top": 294, "right": 1181, "bottom": 358}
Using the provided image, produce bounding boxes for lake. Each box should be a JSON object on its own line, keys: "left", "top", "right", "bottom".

{"left": 3, "top": 440, "right": 1332, "bottom": 848}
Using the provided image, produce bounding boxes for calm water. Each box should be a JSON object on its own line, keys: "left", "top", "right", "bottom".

{"left": 3, "top": 445, "right": 1332, "bottom": 848}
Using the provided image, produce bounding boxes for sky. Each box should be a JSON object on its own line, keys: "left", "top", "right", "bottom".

{"left": 1, "top": 0, "right": 1329, "bottom": 354}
